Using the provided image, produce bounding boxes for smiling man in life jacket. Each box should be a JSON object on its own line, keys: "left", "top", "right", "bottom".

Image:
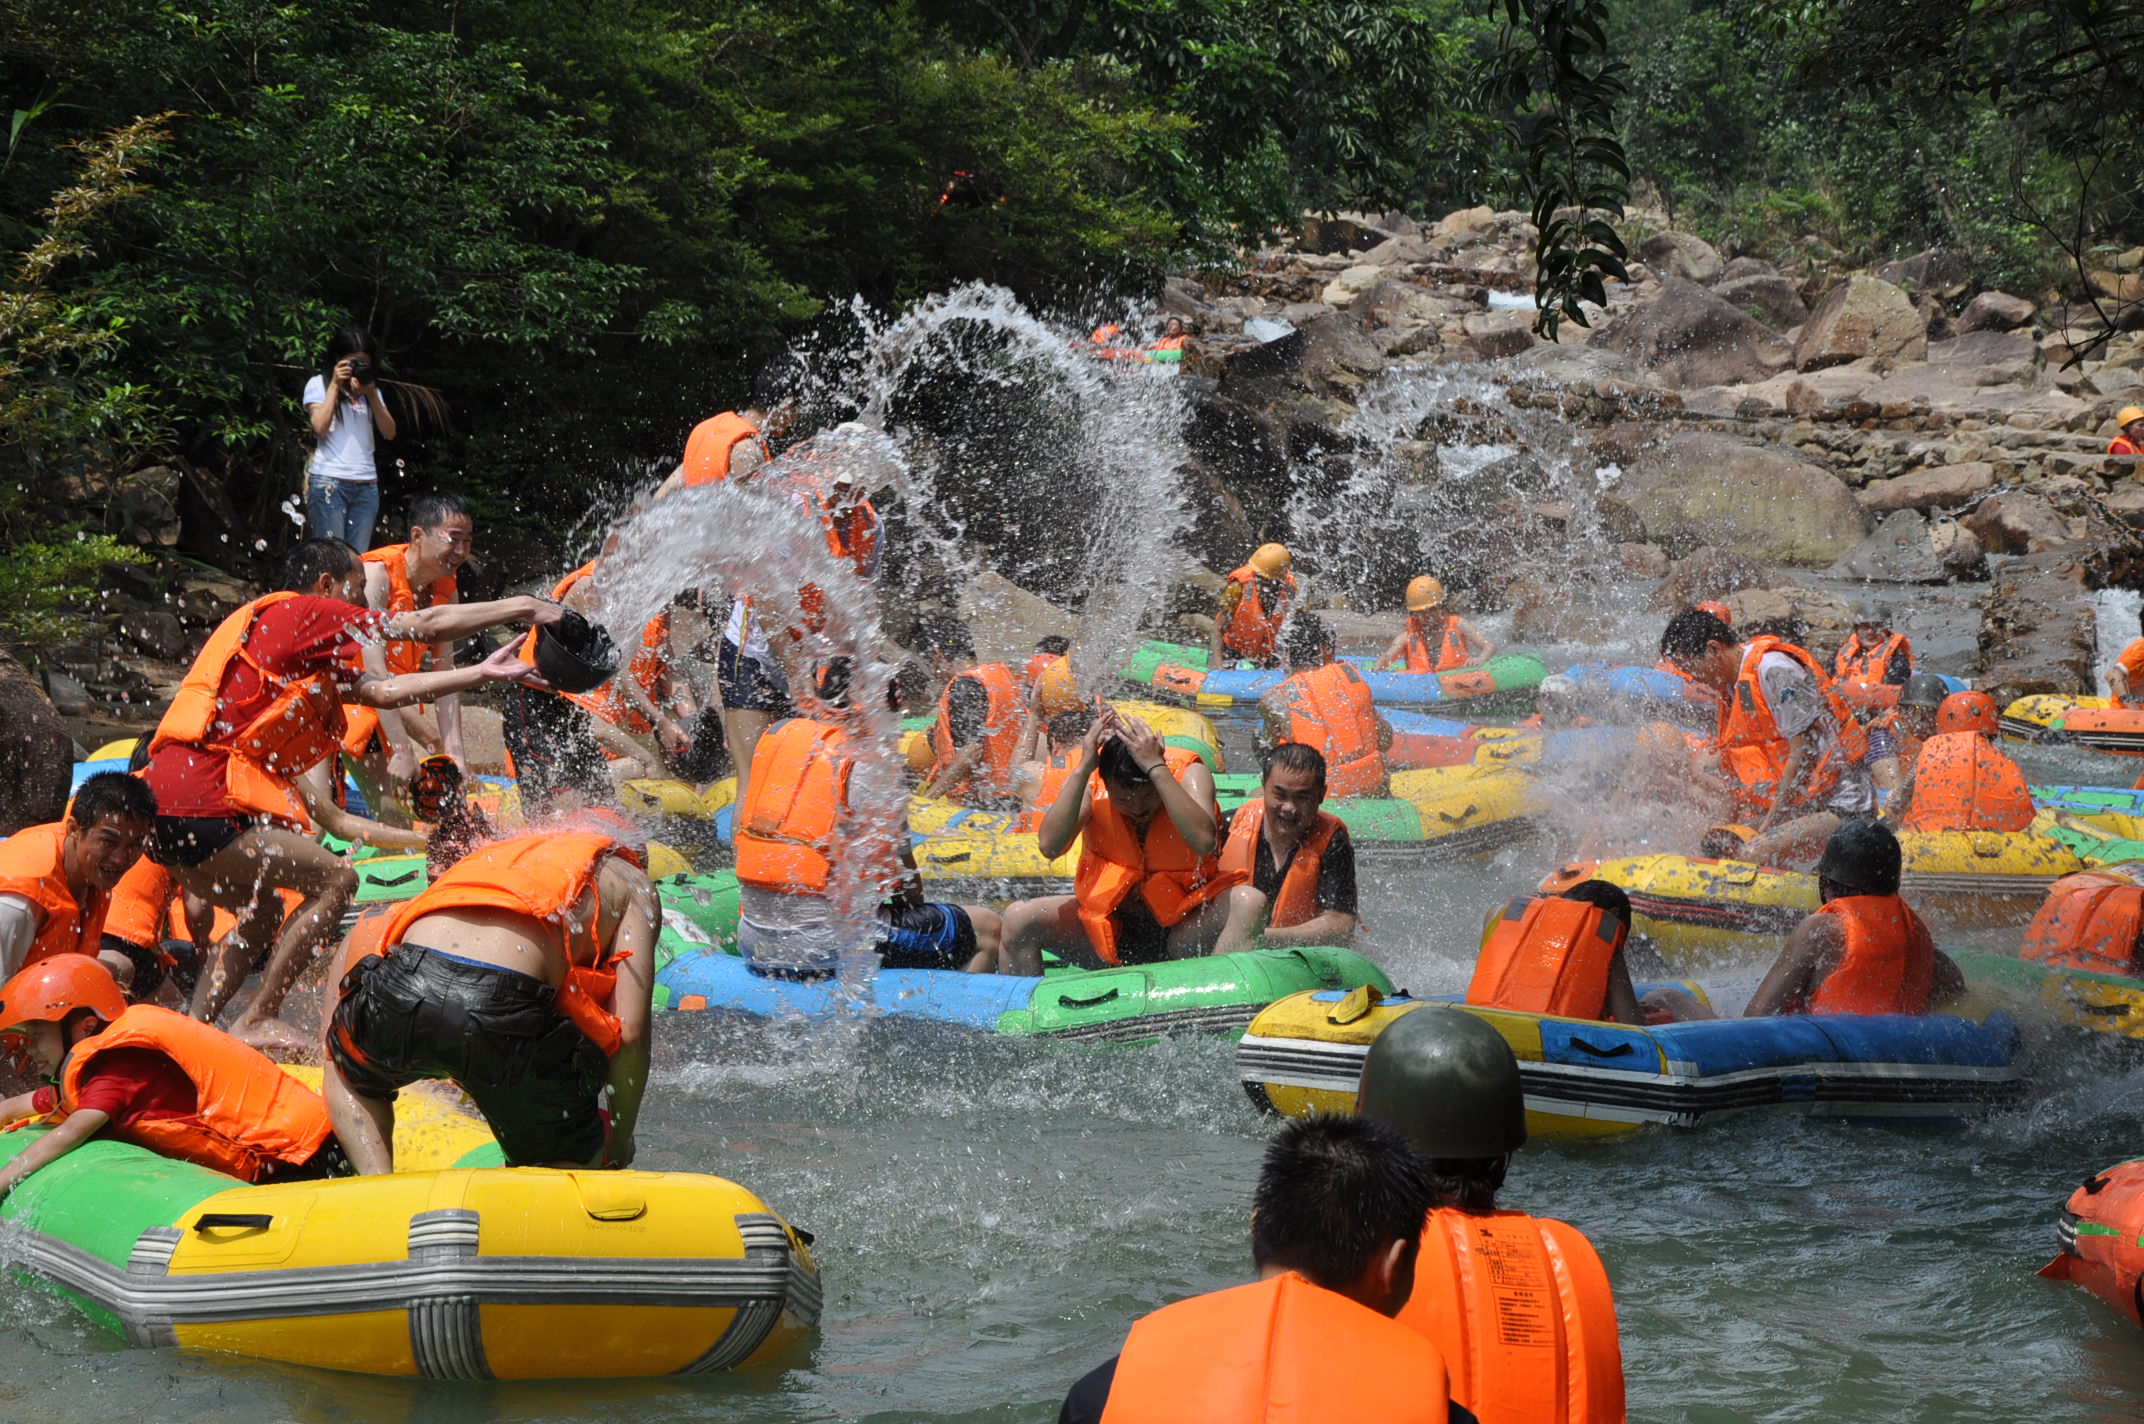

{"left": 1464, "top": 880, "right": 1643, "bottom": 1026}
{"left": 1356, "top": 1009, "right": 1624, "bottom": 1424}
{"left": 140, "top": 537, "right": 563, "bottom": 1053}
{"left": 1209, "top": 542, "right": 1297, "bottom": 670}
{"left": 1056, "top": 1113, "right": 1467, "bottom": 1424}
{"left": 1211, "top": 742, "right": 1360, "bottom": 955}
{"left": 1744, "top": 820, "right": 1963, "bottom": 1017}
{"left": 1834, "top": 605, "right": 1914, "bottom": 691}
{"left": 1659, "top": 607, "right": 1875, "bottom": 870}
{"left": 997, "top": 708, "right": 1257, "bottom": 976}
{"left": 1374, "top": 577, "right": 1494, "bottom": 674}
{"left": 1865, "top": 672, "right": 1948, "bottom": 797}
{"left": 323, "top": 826, "right": 657, "bottom": 1173}
{"left": 915, "top": 614, "right": 1026, "bottom": 809}
{"left": 1260, "top": 616, "right": 1393, "bottom": 799}
{"left": 0, "top": 954, "right": 345, "bottom": 1200}
{"left": 1888, "top": 691, "right": 2034, "bottom": 834}
{"left": 0, "top": 772, "right": 155, "bottom": 989}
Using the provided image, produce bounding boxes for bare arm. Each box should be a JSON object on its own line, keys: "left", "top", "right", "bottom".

{"left": 1037, "top": 721, "right": 1107, "bottom": 860}
{"left": 1745, "top": 915, "right": 1842, "bottom": 1017}
{"left": 355, "top": 644, "right": 548, "bottom": 711}
{"left": 383, "top": 593, "right": 559, "bottom": 647}
{"left": 918, "top": 743, "right": 986, "bottom": 800}
{"left": 1603, "top": 950, "right": 1644, "bottom": 1026}
{"left": 361, "top": 383, "right": 396, "bottom": 442}
{"left": 1758, "top": 729, "right": 1817, "bottom": 832}
{"left": 1369, "top": 630, "right": 1410, "bottom": 672}
{"left": 0, "top": 1109, "right": 110, "bottom": 1199}
{"left": 1258, "top": 908, "right": 1358, "bottom": 948}
{"left": 2110, "top": 663, "right": 2133, "bottom": 704}
{"left": 307, "top": 365, "right": 349, "bottom": 439}
{"left": 1456, "top": 617, "right": 1496, "bottom": 666}
{"left": 294, "top": 761, "right": 426, "bottom": 852}
{"left": 600, "top": 875, "right": 659, "bottom": 1167}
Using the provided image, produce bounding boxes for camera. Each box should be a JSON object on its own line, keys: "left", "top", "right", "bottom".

{"left": 347, "top": 357, "right": 373, "bottom": 384}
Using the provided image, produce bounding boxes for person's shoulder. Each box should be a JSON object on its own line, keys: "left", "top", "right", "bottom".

{"left": 1320, "top": 815, "right": 1352, "bottom": 848}
{"left": 302, "top": 373, "right": 327, "bottom": 403}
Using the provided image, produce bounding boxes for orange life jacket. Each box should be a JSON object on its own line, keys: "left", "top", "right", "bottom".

{"left": 1220, "top": 565, "right": 1295, "bottom": 663}
{"left": 1399, "top": 1208, "right": 1624, "bottom": 1424}
{"left": 795, "top": 498, "right": 881, "bottom": 636}
{"left": 1101, "top": 1272, "right": 1452, "bottom": 1424}
{"left": 2021, "top": 872, "right": 2144, "bottom": 976}
{"left": 678, "top": 411, "right": 765, "bottom": 487}
{"left": 150, "top": 591, "right": 351, "bottom": 827}
{"left": 734, "top": 718, "right": 852, "bottom": 897}
{"left": 1805, "top": 894, "right": 1935, "bottom": 1015}
{"left": 1404, "top": 613, "right": 1471, "bottom": 674}
{"left": 2110, "top": 437, "right": 2143, "bottom": 457}
{"left": 1716, "top": 636, "right": 1867, "bottom": 817}
{"left": 102, "top": 856, "right": 177, "bottom": 951}
{"left": 377, "top": 831, "right": 641, "bottom": 1055}
{"left": 1021, "top": 651, "right": 1061, "bottom": 695}
{"left": 361, "top": 544, "right": 456, "bottom": 677}
{"left": 58, "top": 1004, "right": 332, "bottom": 1181}
{"left": 1275, "top": 663, "right": 1385, "bottom": 797}
{"left": 1898, "top": 732, "right": 2034, "bottom": 833}
{"left": 1017, "top": 751, "right": 1085, "bottom": 832}
{"left": 930, "top": 662, "right": 1023, "bottom": 799}
{"left": 575, "top": 613, "right": 671, "bottom": 737}
{"left": 0, "top": 823, "right": 107, "bottom": 966}
{"left": 1465, "top": 896, "right": 1624, "bottom": 1021}
{"left": 1075, "top": 747, "right": 1239, "bottom": 965}
{"left": 1218, "top": 800, "right": 1342, "bottom": 929}
{"left": 1833, "top": 630, "right": 1911, "bottom": 687}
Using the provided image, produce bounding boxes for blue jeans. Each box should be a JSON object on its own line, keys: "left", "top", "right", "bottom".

{"left": 309, "top": 477, "right": 380, "bottom": 550}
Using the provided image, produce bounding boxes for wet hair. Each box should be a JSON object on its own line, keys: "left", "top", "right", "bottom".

{"left": 1423, "top": 1155, "right": 1508, "bottom": 1214}
{"left": 1282, "top": 614, "right": 1331, "bottom": 671}
{"left": 1660, "top": 609, "right": 1736, "bottom": 661}
{"left": 281, "top": 537, "right": 360, "bottom": 592}
{"left": 1034, "top": 635, "right": 1071, "bottom": 656}
{"left": 1261, "top": 741, "right": 1328, "bottom": 794}
{"left": 913, "top": 613, "right": 975, "bottom": 662}
{"left": 408, "top": 491, "right": 471, "bottom": 532}
{"left": 1558, "top": 878, "right": 1632, "bottom": 931}
{"left": 1097, "top": 734, "right": 1153, "bottom": 788}
{"left": 71, "top": 771, "right": 156, "bottom": 827}
{"left": 1251, "top": 1115, "right": 1432, "bottom": 1288}
{"left": 814, "top": 657, "right": 855, "bottom": 708}
{"left": 321, "top": 324, "right": 379, "bottom": 384}
{"left": 1046, "top": 705, "right": 1096, "bottom": 749}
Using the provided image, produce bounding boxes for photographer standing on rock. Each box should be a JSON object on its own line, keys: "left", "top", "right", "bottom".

{"left": 303, "top": 325, "right": 397, "bottom": 549}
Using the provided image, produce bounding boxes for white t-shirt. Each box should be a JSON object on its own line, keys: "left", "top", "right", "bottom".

{"left": 1753, "top": 652, "right": 1874, "bottom": 815}
{"left": 303, "top": 374, "right": 379, "bottom": 482}
{"left": 0, "top": 893, "right": 40, "bottom": 980}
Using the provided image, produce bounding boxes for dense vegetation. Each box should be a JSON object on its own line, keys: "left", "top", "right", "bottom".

{"left": 0, "top": 0, "right": 2136, "bottom": 650}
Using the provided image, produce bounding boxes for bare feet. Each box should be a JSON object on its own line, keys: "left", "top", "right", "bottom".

{"left": 231, "top": 1015, "right": 316, "bottom": 1058}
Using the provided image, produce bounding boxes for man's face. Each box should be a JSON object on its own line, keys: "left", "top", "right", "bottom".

{"left": 1670, "top": 638, "right": 1739, "bottom": 691}
{"left": 1262, "top": 763, "right": 1324, "bottom": 833}
{"left": 1899, "top": 706, "right": 1940, "bottom": 740}
{"left": 2127, "top": 417, "right": 2144, "bottom": 440}
{"left": 1854, "top": 620, "right": 1884, "bottom": 643}
{"left": 12, "top": 1021, "right": 67, "bottom": 1076}
{"left": 414, "top": 514, "right": 474, "bottom": 573}
{"left": 64, "top": 813, "right": 149, "bottom": 891}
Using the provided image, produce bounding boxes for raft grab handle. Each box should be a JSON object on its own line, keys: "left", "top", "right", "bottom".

{"left": 1055, "top": 986, "right": 1122, "bottom": 1008}
{"left": 1567, "top": 1037, "right": 1635, "bottom": 1058}
{"left": 193, "top": 1213, "right": 273, "bottom": 1232}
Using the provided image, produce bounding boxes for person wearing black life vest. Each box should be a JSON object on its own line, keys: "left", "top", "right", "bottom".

{"left": 1210, "top": 742, "right": 1360, "bottom": 955}
{"left": 1057, "top": 1114, "right": 1471, "bottom": 1424}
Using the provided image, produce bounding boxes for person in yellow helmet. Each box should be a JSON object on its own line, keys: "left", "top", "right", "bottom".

{"left": 1374, "top": 576, "right": 1494, "bottom": 673}
{"left": 1210, "top": 543, "right": 1297, "bottom": 669}
{"left": 2109, "top": 407, "right": 2144, "bottom": 458}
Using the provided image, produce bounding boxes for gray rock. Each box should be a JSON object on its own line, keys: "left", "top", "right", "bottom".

{"left": 1635, "top": 232, "right": 1726, "bottom": 285}
{"left": 1619, "top": 432, "right": 1869, "bottom": 565}
{"left": 1962, "top": 491, "right": 2074, "bottom": 554}
{"left": 1358, "top": 234, "right": 1437, "bottom": 266}
{"left": 1856, "top": 461, "right": 1998, "bottom": 512}
{"left": 1828, "top": 508, "right": 1949, "bottom": 583}
{"left": 0, "top": 654, "right": 72, "bottom": 835}
{"left": 1956, "top": 290, "right": 2037, "bottom": 334}
{"left": 959, "top": 570, "right": 1076, "bottom": 666}
{"left": 1720, "top": 256, "right": 1779, "bottom": 281}
{"left": 1587, "top": 277, "right": 1793, "bottom": 389}
{"left": 1795, "top": 275, "right": 1929, "bottom": 371}
{"left": 1977, "top": 552, "right": 2096, "bottom": 704}
{"left": 1651, "top": 547, "right": 1791, "bottom": 610}
{"left": 1930, "top": 517, "right": 1988, "bottom": 580}
{"left": 1713, "top": 273, "right": 1809, "bottom": 331}
{"left": 118, "top": 610, "right": 190, "bottom": 660}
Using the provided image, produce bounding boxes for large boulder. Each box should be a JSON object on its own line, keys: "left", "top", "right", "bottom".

{"left": 1618, "top": 433, "right": 1870, "bottom": 565}
{"left": 1794, "top": 276, "right": 1928, "bottom": 371}
{"left": 1955, "top": 290, "right": 2036, "bottom": 335}
{"left": 0, "top": 654, "right": 72, "bottom": 836}
{"left": 1587, "top": 277, "right": 1793, "bottom": 389}
{"left": 1713, "top": 273, "right": 1809, "bottom": 332}
{"left": 1962, "top": 491, "right": 2074, "bottom": 554}
{"left": 1977, "top": 553, "right": 2096, "bottom": 704}
{"left": 1828, "top": 508, "right": 1949, "bottom": 583}
{"left": 1857, "top": 462, "right": 1998, "bottom": 513}
{"left": 1635, "top": 232, "right": 1725, "bottom": 285}
{"left": 1650, "top": 548, "right": 1790, "bottom": 610}
{"left": 1923, "top": 330, "right": 2042, "bottom": 385}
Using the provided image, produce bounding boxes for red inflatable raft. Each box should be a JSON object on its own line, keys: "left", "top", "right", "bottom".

{"left": 2040, "top": 1156, "right": 2144, "bottom": 1326}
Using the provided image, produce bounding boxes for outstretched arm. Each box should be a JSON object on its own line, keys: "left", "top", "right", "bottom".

{"left": 1745, "top": 915, "right": 1842, "bottom": 1017}
{"left": 356, "top": 644, "right": 549, "bottom": 711}
{"left": 383, "top": 594, "right": 563, "bottom": 647}
{"left": 0, "top": 1109, "right": 110, "bottom": 1200}
{"left": 600, "top": 873, "right": 659, "bottom": 1168}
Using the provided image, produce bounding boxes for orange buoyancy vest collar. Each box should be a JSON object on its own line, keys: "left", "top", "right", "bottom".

{"left": 1398, "top": 1207, "right": 1625, "bottom": 1424}
{"left": 1218, "top": 800, "right": 1342, "bottom": 929}
{"left": 1221, "top": 565, "right": 1295, "bottom": 662}
{"left": 734, "top": 718, "right": 853, "bottom": 896}
{"left": 1464, "top": 895, "right": 1625, "bottom": 1021}
{"left": 1806, "top": 894, "right": 1935, "bottom": 1015}
{"left": 1834, "top": 630, "right": 1910, "bottom": 687}
{"left": 679, "top": 411, "right": 765, "bottom": 487}
{"left": 151, "top": 591, "right": 352, "bottom": 826}
{"left": 1716, "top": 636, "right": 1867, "bottom": 816}
{"left": 2111, "top": 436, "right": 2143, "bottom": 457}
{"left": 102, "top": 856, "right": 176, "bottom": 951}
{"left": 1074, "top": 747, "right": 1239, "bottom": 964}
{"left": 378, "top": 831, "right": 641, "bottom": 1055}
{"left": 59, "top": 1004, "right": 332, "bottom": 1180}
{"left": 362, "top": 544, "right": 456, "bottom": 677}
{"left": 0, "top": 823, "right": 107, "bottom": 966}
{"left": 1276, "top": 662, "right": 1385, "bottom": 797}
{"left": 1898, "top": 731, "right": 2035, "bottom": 833}
{"left": 1102, "top": 1272, "right": 1453, "bottom": 1424}
{"left": 2021, "top": 873, "right": 2144, "bottom": 976}
{"left": 1021, "top": 651, "right": 1059, "bottom": 693}
{"left": 1405, "top": 613, "right": 1471, "bottom": 674}
{"left": 1017, "top": 752, "right": 1085, "bottom": 832}
{"left": 930, "top": 662, "right": 1023, "bottom": 798}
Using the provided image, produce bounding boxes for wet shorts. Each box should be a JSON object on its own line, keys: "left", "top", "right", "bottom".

{"left": 146, "top": 815, "right": 246, "bottom": 869}
{"left": 717, "top": 637, "right": 792, "bottom": 717}
{"left": 876, "top": 901, "right": 978, "bottom": 971}
{"left": 326, "top": 945, "right": 610, "bottom": 1167}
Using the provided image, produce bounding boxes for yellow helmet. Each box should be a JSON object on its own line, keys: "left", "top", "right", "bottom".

{"left": 1405, "top": 575, "right": 1445, "bottom": 612}
{"left": 903, "top": 731, "right": 936, "bottom": 775}
{"left": 1034, "top": 656, "right": 1080, "bottom": 714}
{"left": 2120, "top": 406, "right": 2144, "bottom": 429}
{"left": 1249, "top": 543, "right": 1292, "bottom": 578}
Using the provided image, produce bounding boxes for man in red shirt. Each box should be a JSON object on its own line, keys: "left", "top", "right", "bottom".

{"left": 140, "top": 538, "right": 564, "bottom": 1052}
{"left": 2108, "top": 406, "right": 2144, "bottom": 457}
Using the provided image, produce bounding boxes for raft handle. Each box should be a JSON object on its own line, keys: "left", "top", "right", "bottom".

{"left": 2081, "top": 1175, "right": 2111, "bottom": 1195}
{"left": 370, "top": 868, "right": 421, "bottom": 887}
{"left": 1055, "top": 985, "right": 1122, "bottom": 1008}
{"left": 1434, "top": 804, "right": 1480, "bottom": 827}
{"left": 193, "top": 1212, "right": 274, "bottom": 1232}
{"left": 1567, "top": 1037, "right": 1635, "bottom": 1059}
{"left": 924, "top": 850, "right": 973, "bottom": 866}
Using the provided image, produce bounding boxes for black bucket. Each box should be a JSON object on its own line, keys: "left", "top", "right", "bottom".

{"left": 531, "top": 610, "right": 619, "bottom": 694}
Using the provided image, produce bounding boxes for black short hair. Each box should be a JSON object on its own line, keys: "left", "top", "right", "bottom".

{"left": 1251, "top": 1115, "right": 1432, "bottom": 1289}
{"left": 71, "top": 771, "right": 156, "bottom": 827}
{"left": 1424, "top": 1155, "right": 1508, "bottom": 1213}
{"left": 913, "top": 613, "right": 975, "bottom": 662}
{"left": 1558, "top": 878, "right": 1632, "bottom": 930}
{"left": 1282, "top": 614, "right": 1331, "bottom": 671}
{"left": 1261, "top": 741, "right": 1327, "bottom": 794}
{"left": 1097, "top": 734, "right": 1152, "bottom": 788}
{"left": 1046, "top": 705, "right": 1096, "bottom": 748}
{"left": 409, "top": 491, "right": 471, "bottom": 532}
{"left": 814, "top": 657, "right": 855, "bottom": 708}
{"left": 1034, "top": 635, "right": 1071, "bottom": 656}
{"left": 1659, "top": 609, "right": 1735, "bottom": 661}
{"left": 281, "top": 537, "right": 360, "bottom": 592}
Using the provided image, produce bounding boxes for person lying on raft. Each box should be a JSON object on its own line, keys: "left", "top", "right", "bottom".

{"left": 323, "top": 827, "right": 656, "bottom": 1172}
{"left": 1208, "top": 742, "right": 1360, "bottom": 954}
{"left": 1463, "top": 880, "right": 1643, "bottom": 1026}
{"left": 1210, "top": 542, "right": 1296, "bottom": 670}
{"left": 1887, "top": 692, "right": 2034, "bottom": 835}
{"left": 1374, "top": 576, "right": 1494, "bottom": 673}
{"left": 734, "top": 660, "right": 1004, "bottom": 978}
{"left": 1259, "top": 615, "right": 1393, "bottom": 798}
{"left": 997, "top": 709, "right": 1257, "bottom": 976}
{"left": 0, "top": 954, "right": 345, "bottom": 1198}
{"left": 0, "top": 772, "right": 156, "bottom": 988}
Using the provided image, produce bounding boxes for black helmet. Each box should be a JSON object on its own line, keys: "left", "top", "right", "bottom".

{"left": 1813, "top": 818, "right": 1902, "bottom": 897}
{"left": 1897, "top": 673, "right": 1948, "bottom": 710}
{"left": 1355, "top": 1007, "right": 1527, "bottom": 1157}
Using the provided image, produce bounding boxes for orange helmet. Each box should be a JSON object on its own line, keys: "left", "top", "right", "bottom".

{"left": 1694, "top": 601, "right": 1732, "bottom": 626}
{"left": 1405, "top": 575, "right": 1445, "bottom": 612}
{"left": 1249, "top": 543, "right": 1293, "bottom": 578}
{"left": 0, "top": 954, "right": 125, "bottom": 1039}
{"left": 1935, "top": 690, "right": 1998, "bottom": 736}
{"left": 1034, "top": 656, "right": 1080, "bottom": 715}
{"left": 905, "top": 731, "right": 937, "bottom": 775}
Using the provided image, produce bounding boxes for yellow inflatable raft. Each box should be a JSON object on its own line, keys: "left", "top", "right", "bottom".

{"left": 2000, "top": 694, "right": 2144, "bottom": 754}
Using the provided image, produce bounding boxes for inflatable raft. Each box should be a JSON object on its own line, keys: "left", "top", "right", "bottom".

{"left": 1953, "top": 951, "right": 2144, "bottom": 1045}
{"left": 0, "top": 1071, "right": 820, "bottom": 1378}
{"left": 2001, "top": 695, "right": 2144, "bottom": 754}
{"left": 1117, "top": 639, "right": 1547, "bottom": 710}
{"left": 2041, "top": 1157, "right": 2144, "bottom": 1328}
{"left": 1236, "top": 988, "right": 2026, "bottom": 1137}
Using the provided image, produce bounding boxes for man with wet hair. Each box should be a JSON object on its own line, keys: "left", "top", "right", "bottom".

{"left": 0, "top": 772, "right": 157, "bottom": 983}
{"left": 1057, "top": 1114, "right": 1466, "bottom": 1424}
{"left": 915, "top": 614, "right": 1025, "bottom": 808}
{"left": 1259, "top": 615, "right": 1392, "bottom": 798}
{"left": 1211, "top": 741, "right": 1360, "bottom": 953}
